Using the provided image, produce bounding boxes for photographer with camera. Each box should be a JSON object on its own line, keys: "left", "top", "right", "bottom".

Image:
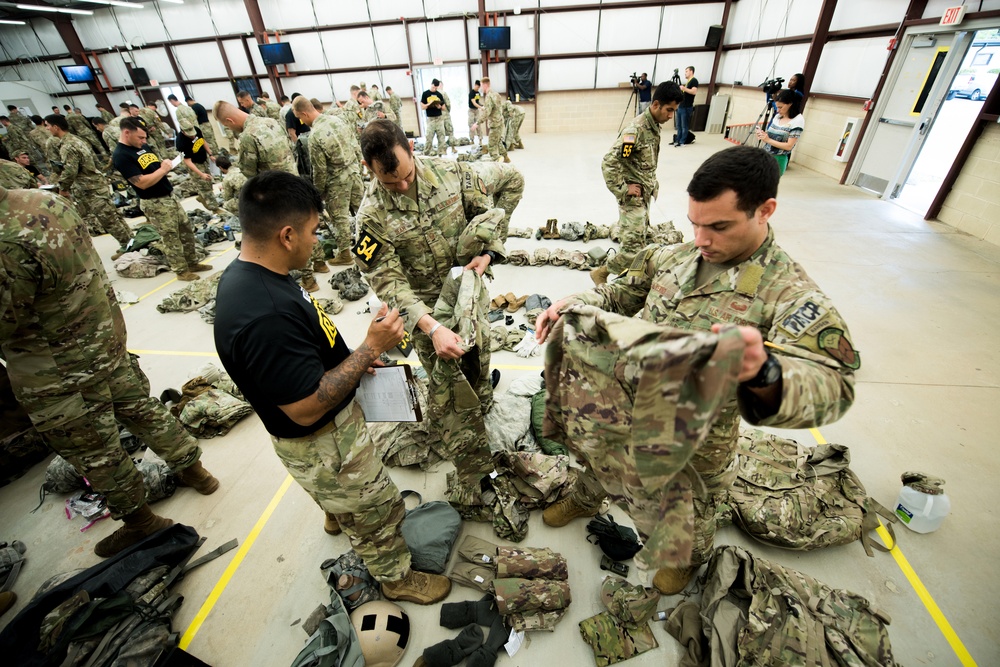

{"left": 755, "top": 88, "right": 804, "bottom": 175}
{"left": 674, "top": 66, "right": 698, "bottom": 147}
{"left": 633, "top": 73, "right": 652, "bottom": 115}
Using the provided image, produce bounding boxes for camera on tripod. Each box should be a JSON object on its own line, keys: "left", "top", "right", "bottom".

{"left": 629, "top": 72, "right": 640, "bottom": 86}
{"left": 760, "top": 77, "right": 785, "bottom": 95}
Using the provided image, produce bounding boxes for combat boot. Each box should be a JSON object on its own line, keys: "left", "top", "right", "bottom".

{"left": 328, "top": 249, "right": 354, "bottom": 266}
{"left": 176, "top": 272, "right": 200, "bottom": 282}
{"left": 652, "top": 566, "right": 695, "bottom": 595}
{"left": 0, "top": 591, "right": 16, "bottom": 617}
{"left": 94, "top": 504, "right": 174, "bottom": 558}
{"left": 188, "top": 263, "right": 213, "bottom": 272}
{"left": 324, "top": 511, "right": 342, "bottom": 535}
{"left": 175, "top": 460, "right": 220, "bottom": 495}
{"left": 542, "top": 496, "right": 598, "bottom": 527}
{"left": 382, "top": 570, "right": 452, "bottom": 605}
{"left": 300, "top": 276, "right": 320, "bottom": 293}
{"left": 503, "top": 155, "right": 511, "bottom": 163}
{"left": 590, "top": 265, "right": 610, "bottom": 286}
{"left": 312, "top": 261, "right": 330, "bottom": 274}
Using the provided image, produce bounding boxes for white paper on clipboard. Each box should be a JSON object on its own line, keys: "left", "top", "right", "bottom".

{"left": 171, "top": 154, "right": 184, "bottom": 167}
{"left": 355, "top": 365, "right": 422, "bottom": 422}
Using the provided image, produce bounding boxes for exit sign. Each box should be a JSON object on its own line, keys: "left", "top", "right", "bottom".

{"left": 940, "top": 5, "right": 967, "bottom": 26}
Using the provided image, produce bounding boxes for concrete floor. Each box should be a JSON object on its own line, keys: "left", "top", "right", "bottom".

{"left": 1, "top": 131, "right": 998, "bottom": 667}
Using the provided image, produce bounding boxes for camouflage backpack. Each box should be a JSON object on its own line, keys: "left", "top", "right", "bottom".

{"left": 692, "top": 545, "right": 899, "bottom": 667}
{"left": 725, "top": 429, "right": 897, "bottom": 556}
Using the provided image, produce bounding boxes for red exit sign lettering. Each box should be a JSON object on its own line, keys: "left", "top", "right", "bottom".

{"left": 940, "top": 5, "right": 967, "bottom": 26}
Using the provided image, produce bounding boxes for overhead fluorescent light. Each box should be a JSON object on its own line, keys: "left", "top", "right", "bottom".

{"left": 159, "top": 0, "right": 185, "bottom": 3}
{"left": 79, "top": 0, "right": 146, "bottom": 7}
{"left": 0, "top": 18, "right": 27, "bottom": 24}
{"left": 15, "top": 4, "right": 94, "bottom": 14}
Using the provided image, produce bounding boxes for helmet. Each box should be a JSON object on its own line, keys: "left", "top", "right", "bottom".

{"left": 349, "top": 600, "right": 410, "bottom": 667}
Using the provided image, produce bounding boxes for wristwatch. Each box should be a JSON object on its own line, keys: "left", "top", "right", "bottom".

{"left": 481, "top": 250, "right": 497, "bottom": 263}
{"left": 744, "top": 352, "right": 782, "bottom": 388}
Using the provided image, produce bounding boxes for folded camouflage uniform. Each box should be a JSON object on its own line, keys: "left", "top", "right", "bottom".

{"left": 558, "top": 221, "right": 585, "bottom": 241}
{"left": 507, "top": 249, "right": 531, "bottom": 266}
{"left": 178, "top": 388, "right": 254, "bottom": 438}
{"left": 157, "top": 273, "right": 222, "bottom": 313}
{"left": 530, "top": 248, "right": 550, "bottom": 266}
{"left": 497, "top": 451, "right": 570, "bottom": 506}
{"left": 507, "top": 227, "right": 534, "bottom": 239}
{"left": 496, "top": 546, "right": 567, "bottom": 580}
{"left": 549, "top": 248, "right": 571, "bottom": 267}
{"left": 577, "top": 577, "right": 662, "bottom": 666}
{"left": 494, "top": 578, "right": 571, "bottom": 615}
{"left": 582, "top": 222, "right": 612, "bottom": 243}
{"left": 113, "top": 251, "right": 170, "bottom": 279}
{"left": 648, "top": 220, "right": 684, "bottom": 246}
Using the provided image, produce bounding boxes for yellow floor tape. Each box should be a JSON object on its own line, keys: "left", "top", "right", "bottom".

{"left": 120, "top": 245, "right": 236, "bottom": 311}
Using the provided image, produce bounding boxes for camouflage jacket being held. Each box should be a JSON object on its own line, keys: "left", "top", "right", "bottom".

{"left": 353, "top": 156, "right": 506, "bottom": 334}
{"left": 601, "top": 108, "right": 661, "bottom": 202}
{"left": 56, "top": 132, "right": 109, "bottom": 193}
{"left": 567, "top": 227, "right": 858, "bottom": 480}
{"left": 238, "top": 114, "right": 298, "bottom": 178}
{"left": 0, "top": 187, "right": 128, "bottom": 401}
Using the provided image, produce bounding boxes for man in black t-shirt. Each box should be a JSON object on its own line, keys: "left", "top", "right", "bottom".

{"left": 420, "top": 79, "right": 447, "bottom": 155}
{"left": 213, "top": 171, "right": 451, "bottom": 605}
{"left": 176, "top": 119, "right": 224, "bottom": 214}
{"left": 468, "top": 79, "right": 485, "bottom": 145}
{"left": 185, "top": 95, "right": 220, "bottom": 154}
{"left": 285, "top": 93, "right": 312, "bottom": 142}
{"left": 675, "top": 66, "right": 699, "bottom": 147}
{"left": 112, "top": 117, "right": 211, "bottom": 281}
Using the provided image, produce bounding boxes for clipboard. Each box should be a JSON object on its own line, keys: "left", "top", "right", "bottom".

{"left": 355, "top": 365, "right": 423, "bottom": 422}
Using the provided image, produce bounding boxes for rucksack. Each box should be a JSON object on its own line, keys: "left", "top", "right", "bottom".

{"left": 586, "top": 514, "right": 642, "bottom": 562}
{"left": 692, "top": 545, "right": 899, "bottom": 666}
{"left": 291, "top": 570, "right": 364, "bottom": 667}
{"left": 726, "top": 429, "right": 897, "bottom": 556}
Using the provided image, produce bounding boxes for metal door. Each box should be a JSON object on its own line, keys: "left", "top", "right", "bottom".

{"left": 851, "top": 30, "right": 972, "bottom": 199}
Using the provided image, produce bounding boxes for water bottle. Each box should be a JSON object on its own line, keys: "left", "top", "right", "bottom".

{"left": 894, "top": 471, "right": 950, "bottom": 533}
{"left": 224, "top": 223, "right": 234, "bottom": 242}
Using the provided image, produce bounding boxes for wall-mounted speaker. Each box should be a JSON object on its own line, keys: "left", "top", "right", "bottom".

{"left": 130, "top": 67, "right": 150, "bottom": 87}
{"left": 706, "top": 25, "right": 724, "bottom": 49}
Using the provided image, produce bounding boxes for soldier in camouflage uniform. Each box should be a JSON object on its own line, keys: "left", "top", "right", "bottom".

{"left": 236, "top": 90, "right": 267, "bottom": 118}
{"left": 1, "top": 115, "right": 32, "bottom": 160}
{"left": 113, "top": 117, "right": 212, "bottom": 282}
{"left": 215, "top": 154, "right": 246, "bottom": 214}
{"left": 535, "top": 146, "right": 859, "bottom": 594}
{"left": 479, "top": 77, "right": 508, "bottom": 163}
{"left": 293, "top": 96, "right": 362, "bottom": 267}
{"left": 6, "top": 105, "right": 33, "bottom": 133}
{"left": 0, "top": 186, "right": 220, "bottom": 558}
{"left": 65, "top": 110, "right": 106, "bottom": 158}
{"left": 470, "top": 161, "right": 524, "bottom": 241}
{"left": 355, "top": 120, "right": 507, "bottom": 509}
{"left": 591, "top": 81, "right": 683, "bottom": 286}
{"left": 28, "top": 115, "right": 52, "bottom": 172}
{"left": 359, "top": 93, "right": 397, "bottom": 125}
{"left": 0, "top": 158, "right": 36, "bottom": 189}
{"left": 137, "top": 104, "right": 174, "bottom": 159}
{"left": 385, "top": 86, "right": 403, "bottom": 128}
{"left": 503, "top": 100, "right": 526, "bottom": 149}
{"left": 420, "top": 79, "right": 448, "bottom": 156}
{"left": 168, "top": 94, "right": 198, "bottom": 131}
{"left": 44, "top": 114, "right": 133, "bottom": 248}
{"left": 213, "top": 171, "right": 451, "bottom": 604}
{"left": 96, "top": 104, "right": 115, "bottom": 124}
{"left": 176, "top": 118, "right": 224, "bottom": 215}
{"left": 257, "top": 92, "right": 282, "bottom": 120}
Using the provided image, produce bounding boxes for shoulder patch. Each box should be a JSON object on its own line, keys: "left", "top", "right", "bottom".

{"left": 353, "top": 229, "right": 384, "bottom": 267}
{"left": 817, "top": 327, "right": 861, "bottom": 369}
{"left": 777, "top": 301, "right": 828, "bottom": 339}
{"left": 621, "top": 133, "right": 636, "bottom": 159}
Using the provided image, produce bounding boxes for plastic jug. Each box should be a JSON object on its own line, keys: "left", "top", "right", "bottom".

{"left": 894, "top": 471, "right": 950, "bottom": 533}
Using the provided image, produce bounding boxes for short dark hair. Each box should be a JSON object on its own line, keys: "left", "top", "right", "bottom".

{"left": 290, "top": 92, "right": 301, "bottom": 100}
{"left": 474, "top": 80, "right": 480, "bottom": 86}
{"left": 215, "top": 154, "right": 232, "bottom": 170}
{"left": 239, "top": 171, "right": 324, "bottom": 241}
{"left": 6, "top": 105, "right": 15, "bottom": 111}
{"left": 120, "top": 117, "right": 146, "bottom": 133}
{"left": 653, "top": 82, "right": 684, "bottom": 105}
{"left": 31, "top": 115, "right": 43, "bottom": 124}
{"left": 186, "top": 96, "right": 196, "bottom": 102}
{"left": 688, "top": 146, "right": 779, "bottom": 216}
{"left": 357, "top": 91, "right": 370, "bottom": 101}
{"left": 236, "top": 90, "right": 251, "bottom": 98}
{"left": 119, "top": 102, "right": 130, "bottom": 109}
{"left": 91, "top": 117, "right": 106, "bottom": 126}
{"left": 360, "top": 119, "right": 409, "bottom": 175}
{"left": 686, "top": 66, "right": 695, "bottom": 74}
{"left": 279, "top": 95, "right": 290, "bottom": 103}
{"left": 128, "top": 104, "right": 140, "bottom": 109}
{"left": 431, "top": 78, "right": 440, "bottom": 86}
{"left": 63, "top": 104, "right": 71, "bottom": 111}
{"left": 775, "top": 88, "right": 802, "bottom": 118}
{"left": 167, "top": 94, "right": 178, "bottom": 102}
{"left": 44, "top": 114, "right": 68, "bottom": 131}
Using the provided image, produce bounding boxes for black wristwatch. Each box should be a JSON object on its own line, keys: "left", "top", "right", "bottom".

{"left": 744, "top": 352, "right": 782, "bottom": 388}
{"left": 481, "top": 250, "right": 497, "bottom": 263}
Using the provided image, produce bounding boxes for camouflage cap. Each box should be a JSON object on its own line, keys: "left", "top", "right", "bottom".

{"left": 600, "top": 576, "right": 661, "bottom": 627}
{"left": 901, "top": 471, "right": 946, "bottom": 495}
{"left": 179, "top": 117, "right": 196, "bottom": 135}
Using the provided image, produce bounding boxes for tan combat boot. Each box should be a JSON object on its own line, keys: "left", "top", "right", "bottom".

{"left": 324, "top": 512, "right": 342, "bottom": 535}
{"left": 0, "top": 591, "right": 16, "bottom": 617}
{"left": 312, "top": 261, "right": 330, "bottom": 273}
{"left": 300, "top": 276, "right": 320, "bottom": 293}
{"left": 543, "top": 219, "right": 559, "bottom": 239}
{"left": 652, "top": 566, "right": 695, "bottom": 595}
{"left": 382, "top": 570, "right": 452, "bottom": 605}
{"left": 328, "top": 249, "right": 354, "bottom": 266}
{"left": 94, "top": 504, "right": 174, "bottom": 558}
{"left": 188, "top": 263, "right": 214, "bottom": 272}
{"left": 542, "top": 496, "right": 599, "bottom": 527}
{"left": 176, "top": 272, "right": 200, "bottom": 282}
{"left": 175, "top": 460, "right": 220, "bottom": 494}
{"left": 590, "top": 265, "right": 610, "bottom": 286}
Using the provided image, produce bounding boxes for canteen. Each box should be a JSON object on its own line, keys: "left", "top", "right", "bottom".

{"left": 894, "top": 471, "right": 950, "bottom": 533}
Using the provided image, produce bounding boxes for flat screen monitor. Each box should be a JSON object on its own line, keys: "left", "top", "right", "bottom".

{"left": 258, "top": 42, "right": 295, "bottom": 66}
{"left": 59, "top": 65, "right": 95, "bottom": 84}
{"left": 479, "top": 26, "right": 510, "bottom": 51}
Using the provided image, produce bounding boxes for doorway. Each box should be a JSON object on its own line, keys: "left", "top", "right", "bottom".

{"left": 414, "top": 65, "right": 470, "bottom": 142}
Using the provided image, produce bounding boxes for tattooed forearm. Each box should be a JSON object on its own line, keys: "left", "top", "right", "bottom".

{"left": 315, "top": 342, "right": 379, "bottom": 410}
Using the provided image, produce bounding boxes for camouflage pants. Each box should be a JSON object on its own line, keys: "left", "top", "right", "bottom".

{"left": 270, "top": 400, "right": 411, "bottom": 582}
{"left": 412, "top": 328, "right": 494, "bottom": 506}
{"left": 199, "top": 122, "right": 221, "bottom": 155}
{"left": 187, "top": 169, "right": 219, "bottom": 213}
{"left": 606, "top": 195, "right": 649, "bottom": 274}
{"left": 140, "top": 196, "right": 199, "bottom": 274}
{"left": 350, "top": 172, "right": 363, "bottom": 214}
{"left": 442, "top": 113, "right": 455, "bottom": 144}
{"left": 324, "top": 171, "right": 355, "bottom": 252}
{"left": 72, "top": 186, "right": 133, "bottom": 248}
{"left": 487, "top": 122, "right": 507, "bottom": 160}
{"left": 495, "top": 180, "right": 525, "bottom": 242}
{"left": 494, "top": 578, "right": 571, "bottom": 614}
{"left": 17, "top": 354, "right": 200, "bottom": 519}
{"left": 496, "top": 546, "right": 568, "bottom": 580}
{"left": 468, "top": 110, "right": 485, "bottom": 141}
{"left": 425, "top": 117, "right": 448, "bottom": 155}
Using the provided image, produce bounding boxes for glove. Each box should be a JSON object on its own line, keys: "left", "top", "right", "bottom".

{"left": 513, "top": 331, "right": 541, "bottom": 358}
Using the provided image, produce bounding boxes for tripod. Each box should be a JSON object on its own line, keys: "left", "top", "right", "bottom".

{"left": 617, "top": 86, "right": 639, "bottom": 133}
{"left": 743, "top": 94, "right": 777, "bottom": 146}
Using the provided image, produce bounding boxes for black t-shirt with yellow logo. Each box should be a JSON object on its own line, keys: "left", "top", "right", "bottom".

{"left": 176, "top": 126, "right": 208, "bottom": 165}
{"left": 112, "top": 141, "right": 172, "bottom": 199}
{"left": 214, "top": 259, "right": 355, "bottom": 438}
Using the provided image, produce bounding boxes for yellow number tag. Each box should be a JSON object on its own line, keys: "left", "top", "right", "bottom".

{"left": 621, "top": 143, "right": 634, "bottom": 159}
{"left": 353, "top": 233, "right": 382, "bottom": 264}
{"left": 397, "top": 330, "right": 412, "bottom": 357}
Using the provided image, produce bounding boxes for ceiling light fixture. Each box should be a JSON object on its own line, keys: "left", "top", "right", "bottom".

{"left": 0, "top": 18, "right": 27, "bottom": 23}
{"left": 14, "top": 4, "right": 95, "bottom": 15}
{"left": 79, "top": 0, "right": 145, "bottom": 7}
{"left": 159, "top": 0, "right": 185, "bottom": 4}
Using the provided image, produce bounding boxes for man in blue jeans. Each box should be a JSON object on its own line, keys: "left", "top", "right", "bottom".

{"left": 675, "top": 66, "right": 698, "bottom": 146}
